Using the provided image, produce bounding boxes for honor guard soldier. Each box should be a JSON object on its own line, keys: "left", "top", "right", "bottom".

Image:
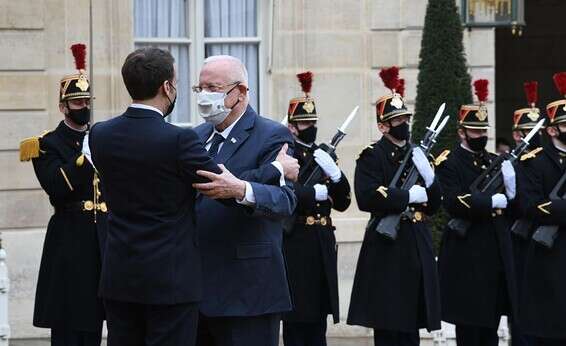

{"left": 508, "top": 81, "right": 544, "bottom": 346}
{"left": 437, "top": 80, "right": 517, "bottom": 346}
{"left": 519, "top": 72, "right": 566, "bottom": 345}
{"left": 281, "top": 71, "right": 352, "bottom": 346}
{"left": 19, "top": 44, "right": 105, "bottom": 346}
{"left": 347, "top": 67, "right": 442, "bottom": 346}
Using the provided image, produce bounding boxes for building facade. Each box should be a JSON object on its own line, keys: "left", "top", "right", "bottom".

{"left": 5, "top": 0, "right": 562, "bottom": 340}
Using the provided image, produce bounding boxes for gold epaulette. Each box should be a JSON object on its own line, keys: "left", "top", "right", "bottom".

{"left": 434, "top": 149, "right": 450, "bottom": 166}
{"left": 520, "top": 147, "right": 543, "bottom": 161}
{"left": 19, "top": 130, "right": 51, "bottom": 162}
{"left": 358, "top": 143, "right": 375, "bottom": 159}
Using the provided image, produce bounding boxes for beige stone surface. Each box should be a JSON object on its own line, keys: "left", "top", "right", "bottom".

{"left": 0, "top": 73, "right": 47, "bottom": 111}
{"left": 369, "top": 31, "right": 399, "bottom": 68}
{"left": 0, "top": 31, "right": 46, "bottom": 70}
{"left": 0, "top": 152, "right": 40, "bottom": 191}
{"left": 0, "top": 0, "right": 44, "bottom": 29}
{"left": 0, "top": 111, "right": 49, "bottom": 151}
{"left": 0, "top": 190, "right": 50, "bottom": 230}
{"left": 369, "top": 0, "right": 401, "bottom": 30}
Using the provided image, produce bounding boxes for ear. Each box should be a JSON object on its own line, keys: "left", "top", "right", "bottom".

{"left": 236, "top": 84, "right": 248, "bottom": 99}
{"left": 546, "top": 126, "right": 558, "bottom": 137}
{"left": 288, "top": 123, "right": 298, "bottom": 136}
{"left": 377, "top": 122, "right": 388, "bottom": 134}
{"left": 457, "top": 128, "right": 466, "bottom": 140}
{"left": 512, "top": 131, "right": 522, "bottom": 142}
{"left": 59, "top": 102, "right": 67, "bottom": 114}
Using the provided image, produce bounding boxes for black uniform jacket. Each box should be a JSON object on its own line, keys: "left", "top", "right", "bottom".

{"left": 31, "top": 121, "right": 106, "bottom": 331}
{"left": 347, "top": 137, "right": 442, "bottom": 332}
{"left": 283, "top": 142, "right": 351, "bottom": 324}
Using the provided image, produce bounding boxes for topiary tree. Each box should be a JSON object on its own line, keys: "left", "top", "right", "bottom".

{"left": 413, "top": 0, "right": 473, "bottom": 252}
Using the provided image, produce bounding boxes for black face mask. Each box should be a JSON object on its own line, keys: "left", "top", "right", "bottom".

{"left": 388, "top": 121, "right": 410, "bottom": 141}
{"left": 557, "top": 127, "right": 566, "bottom": 145}
{"left": 67, "top": 105, "right": 90, "bottom": 126}
{"left": 164, "top": 84, "right": 177, "bottom": 118}
{"left": 296, "top": 125, "right": 317, "bottom": 144}
{"left": 466, "top": 134, "right": 488, "bottom": 152}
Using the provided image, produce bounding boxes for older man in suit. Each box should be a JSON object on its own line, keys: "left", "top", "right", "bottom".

{"left": 192, "top": 55, "right": 297, "bottom": 346}
{"left": 88, "top": 48, "right": 296, "bottom": 346}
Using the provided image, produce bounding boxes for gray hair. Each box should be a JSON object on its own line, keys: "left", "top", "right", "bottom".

{"left": 203, "top": 55, "right": 249, "bottom": 85}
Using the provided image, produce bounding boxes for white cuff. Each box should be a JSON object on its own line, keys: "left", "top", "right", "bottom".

{"left": 330, "top": 171, "right": 341, "bottom": 183}
{"left": 236, "top": 181, "right": 256, "bottom": 206}
{"left": 271, "top": 161, "right": 286, "bottom": 187}
{"left": 314, "top": 184, "right": 329, "bottom": 201}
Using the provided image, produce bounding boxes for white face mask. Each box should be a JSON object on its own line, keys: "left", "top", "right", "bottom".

{"left": 197, "top": 91, "right": 232, "bottom": 126}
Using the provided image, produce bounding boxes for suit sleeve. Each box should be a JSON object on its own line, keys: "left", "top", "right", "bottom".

{"left": 247, "top": 125, "right": 297, "bottom": 218}
{"left": 31, "top": 137, "right": 93, "bottom": 201}
{"left": 436, "top": 159, "right": 493, "bottom": 220}
{"left": 520, "top": 159, "right": 566, "bottom": 226}
{"left": 177, "top": 128, "right": 222, "bottom": 183}
{"left": 328, "top": 172, "right": 351, "bottom": 212}
{"left": 354, "top": 150, "right": 409, "bottom": 214}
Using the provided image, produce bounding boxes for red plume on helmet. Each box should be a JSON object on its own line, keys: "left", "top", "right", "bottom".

{"left": 523, "top": 81, "right": 538, "bottom": 107}
{"left": 473, "top": 79, "right": 488, "bottom": 103}
{"left": 379, "top": 66, "right": 400, "bottom": 92}
{"left": 70, "top": 43, "right": 87, "bottom": 71}
{"left": 552, "top": 72, "right": 566, "bottom": 98}
{"left": 296, "top": 71, "right": 313, "bottom": 96}
{"left": 397, "top": 79, "right": 405, "bottom": 98}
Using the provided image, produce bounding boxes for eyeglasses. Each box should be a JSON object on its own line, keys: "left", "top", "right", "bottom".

{"left": 192, "top": 81, "right": 241, "bottom": 93}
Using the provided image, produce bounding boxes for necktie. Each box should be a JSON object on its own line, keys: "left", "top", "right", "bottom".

{"left": 208, "top": 133, "right": 225, "bottom": 158}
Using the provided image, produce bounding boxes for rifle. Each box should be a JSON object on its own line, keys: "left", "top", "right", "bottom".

{"left": 374, "top": 103, "right": 449, "bottom": 240}
{"left": 531, "top": 171, "right": 566, "bottom": 248}
{"left": 282, "top": 106, "right": 360, "bottom": 234}
{"left": 448, "top": 119, "right": 546, "bottom": 237}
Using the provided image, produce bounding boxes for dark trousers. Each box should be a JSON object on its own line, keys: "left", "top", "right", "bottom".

{"left": 282, "top": 320, "right": 328, "bottom": 346}
{"left": 455, "top": 325, "right": 499, "bottom": 346}
{"left": 531, "top": 337, "right": 566, "bottom": 346}
{"left": 373, "top": 329, "right": 419, "bottom": 346}
{"left": 51, "top": 328, "right": 102, "bottom": 346}
{"left": 104, "top": 298, "right": 199, "bottom": 346}
{"left": 196, "top": 313, "right": 280, "bottom": 346}
{"left": 510, "top": 322, "right": 536, "bottom": 346}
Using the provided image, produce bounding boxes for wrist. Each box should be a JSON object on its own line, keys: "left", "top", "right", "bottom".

{"left": 237, "top": 180, "right": 246, "bottom": 200}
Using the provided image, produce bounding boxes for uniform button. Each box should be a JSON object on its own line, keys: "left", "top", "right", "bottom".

{"left": 316, "top": 203, "right": 320, "bottom": 207}
{"left": 317, "top": 213, "right": 321, "bottom": 218}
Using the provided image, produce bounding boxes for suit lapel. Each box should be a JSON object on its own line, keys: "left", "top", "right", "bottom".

{"left": 216, "top": 106, "right": 256, "bottom": 164}
{"left": 194, "top": 123, "right": 214, "bottom": 144}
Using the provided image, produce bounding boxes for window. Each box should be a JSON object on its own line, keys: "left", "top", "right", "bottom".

{"left": 134, "top": 0, "right": 263, "bottom": 126}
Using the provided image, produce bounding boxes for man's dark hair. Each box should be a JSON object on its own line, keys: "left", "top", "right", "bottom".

{"left": 121, "top": 47, "right": 175, "bottom": 100}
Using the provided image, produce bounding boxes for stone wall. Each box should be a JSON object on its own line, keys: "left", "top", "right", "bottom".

{"left": 0, "top": 0, "right": 496, "bottom": 339}
{"left": 0, "top": 0, "right": 132, "bottom": 338}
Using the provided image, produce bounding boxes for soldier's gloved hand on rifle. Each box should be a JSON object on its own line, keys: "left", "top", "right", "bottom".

{"left": 314, "top": 148, "right": 341, "bottom": 182}
{"left": 501, "top": 160, "right": 516, "bottom": 200}
{"left": 411, "top": 147, "right": 434, "bottom": 188}
{"left": 491, "top": 193, "right": 508, "bottom": 209}
{"left": 408, "top": 185, "right": 428, "bottom": 204}
{"left": 313, "top": 184, "right": 329, "bottom": 201}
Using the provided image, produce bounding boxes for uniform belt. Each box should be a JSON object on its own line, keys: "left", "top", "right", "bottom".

{"left": 56, "top": 200, "right": 108, "bottom": 213}
{"left": 296, "top": 215, "right": 332, "bottom": 227}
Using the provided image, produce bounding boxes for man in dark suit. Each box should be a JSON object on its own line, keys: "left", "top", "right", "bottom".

{"left": 191, "top": 55, "right": 297, "bottom": 346}
{"left": 88, "top": 48, "right": 257, "bottom": 346}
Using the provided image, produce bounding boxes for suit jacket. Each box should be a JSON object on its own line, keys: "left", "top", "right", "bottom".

{"left": 89, "top": 106, "right": 222, "bottom": 305}
{"left": 194, "top": 105, "right": 296, "bottom": 317}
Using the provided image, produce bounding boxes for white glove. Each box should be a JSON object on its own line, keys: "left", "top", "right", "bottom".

{"left": 412, "top": 147, "right": 435, "bottom": 188}
{"left": 491, "top": 193, "right": 508, "bottom": 209}
{"left": 81, "top": 135, "right": 95, "bottom": 167}
{"left": 314, "top": 148, "right": 341, "bottom": 182}
{"left": 408, "top": 185, "right": 428, "bottom": 204}
{"left": 501, "top": 160, "right": 516, "bottom": 200}
{"left": 313, "top": 184, "right": 329, "bottom": 201}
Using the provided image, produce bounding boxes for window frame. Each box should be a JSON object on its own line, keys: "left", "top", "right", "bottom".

{"left": 133, "top": 0, "right": 269, "bottom": 127}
